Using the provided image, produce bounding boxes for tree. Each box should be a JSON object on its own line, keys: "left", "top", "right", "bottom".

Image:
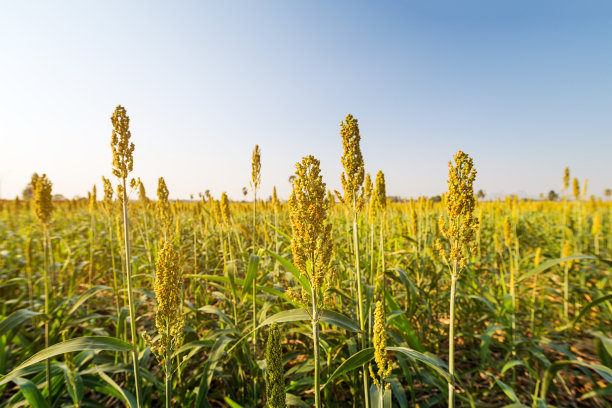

{"left": 547, "top": 190, "right": 559, "bottom": 201}
{"left": 605, "top": 188, "right": 612, "bottom": 200}
{"left": 476, "top": 189, "right": 485, "bottom": 200}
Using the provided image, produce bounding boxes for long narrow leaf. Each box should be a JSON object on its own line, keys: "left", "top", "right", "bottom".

{"left": 0, "top": 336, "right": 131, "bottom": 385}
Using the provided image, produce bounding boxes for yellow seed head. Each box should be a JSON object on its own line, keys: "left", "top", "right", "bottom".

{"left": 33, "top": 173, "right": 53, "bottom": 226}
{"left": 439, "top": 151, "right": 478, "bottom": 269}
{"left": 591, "top": 212, "right": 601, "bottom": 236}
{"left": 563, "top": 167, "right": 570, "bottom": 191}
{"left": 562, "top": 241, "right": 573, "bottom": 267}
{"left": 374, "top": 170, "right": 387, "bottom": 212}
{"left": 364, "top": 173, "right": 373, "bottom": 204}
{"left": 251, "top": 144, "right": 261, "bottom": 192}
{"left": 101, "top": 176, "right": 114, "bottom": 214}
{"left": 503, "top": 216, "right": 512, "bottom": 248}
{"left": 411, "top": 209, "right": 418, "bottom": 238}
{"left": 110, "top": 105, "right": 135, "bottom": 180}
{"left": 157, "top": 177, "right": 173, "bottom": 235}
{"left": 572, "top": 178, "right": 580, "bottom": 201}
{"left": 339, "top": 114, "right": 365, "bottom": 209}
{"left": 369, "top": 301, "right": 392, "bottom": 388}
{"left": 154, "top": 240, "right": 184, "bottom": 358}
{"left": 534, "top": 247, "right": 542, "bottom": 268}
{"left": 88, "top": 184, "right": 97, "bottom": 213}
{"left": 288, "top": 155, "right": 333, "bottom": 290}
{"left": 220, "top": 192, "right": 232, "bottom": 225}
{"left": 272, "top": 186, "right": 280, "bottom": 210}
{"left": 138, "top": 178, "right": 149, "bottom": 205}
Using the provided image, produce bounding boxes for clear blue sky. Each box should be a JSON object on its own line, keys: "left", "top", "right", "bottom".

{"left": 1, "top": 1, "right": 611, "bottom": 200}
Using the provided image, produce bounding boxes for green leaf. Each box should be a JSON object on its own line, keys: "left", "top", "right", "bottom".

{"left": 540, "top": 360, "right": 612, "bottom": 401}
{"left": 241, "top": 254, "right": 260, "bottom": 296}
{"left": 388, "top": 376, "right": 407, "bottom": 408}
{"left": 0, "top": 336, "right": 131, "bottom": 386}
{"left": 369, "top": 384, "right": 392, "bottom": 408}
{"left": 385, "top": 292, "right": 424, "bottom": 352}
{"left": 517, "top": 255, "right": 597, "bottom": 283}
{"left": 320, "top": 309, "right": 361, "bottom": 332}
{"left": 286, "top": 393, "right": 309, "bottom": 407}
{"left": 0, "top": 309, "right": 40, "bottom": 337}
{"left": 97, "top": 369, "right": 137, "bottom": 408}
{"left": 480, "top": 324, "right": 504, "bottom": 362}
{"left": 63, "top": 369, "right": 84, "bottom": 406}
{"left": 66, "top": 285, "right": 110, "bottom": 316}
{"left": 501, "top": 360, "right": 525, "bottom": 374}
{"left": 259, "top": 308, "right": 311, "bottom": 327}
{"left": 593, "top": 332, "right": 612, "bottom": 368}
{"left": 568, "top": 294, "right": 612, "bottom": 330}
{"left": 13, "top": 377, "right": 49, "bottom": 408}
{"left": 323, "top": 347, "right": 374, "bottom": 388}
{"left": 265, "top": 250, "right": 311, "bottom": 293}
{"left": 486, "top": 372, "right": 521, "bottom": 403}
{"left": 257, "top": 308, "right": 360, "bottom": 332}
{"left": 224, "top": 396, "right": 244, "bottom": 408}
{"left": 196, "top": 336, "right": 232, "bottom": 407}
{"left": 388, "top": 347, "right": 451, "bottom": 383}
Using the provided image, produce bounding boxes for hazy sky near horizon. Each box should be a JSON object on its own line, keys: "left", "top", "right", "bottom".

{"left": 1, "top": 1, "right": 611, "bottom": 201}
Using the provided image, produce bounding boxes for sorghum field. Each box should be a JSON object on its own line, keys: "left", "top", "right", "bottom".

{"left": 0, "top": 108, "right": 610, "bottom": 408}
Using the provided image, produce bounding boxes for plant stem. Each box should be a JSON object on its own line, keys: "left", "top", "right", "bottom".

{"left": 379, "top": 212, "right": 386, "bottom": 300}
{"left": 312, "top": 286, "right": 321, "bottom": 408}
{"left": 563, "top": 264, "right": 570, "bottom": 325}
{"left": 43, "top": 228, "right": 51, "bottom": 400}
{"left": 353, "top": 205, "right": 369, "bottom": 408}
{"left": 121, "top": 178, "right": 142, "bottom": 407}
{"left": 448, "top": 265, "right": 457, "bottom": 408}
{"left": 252, "top": 191, "right": 257, "bottom": 405}
{"left": 165, "top": 323, "right": 172, "bottom": 408}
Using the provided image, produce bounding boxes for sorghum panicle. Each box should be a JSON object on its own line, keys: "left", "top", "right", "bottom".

{"left": 437, "top": 151, "right": 478, "bottom": 269}
{"left": 153, "top": 240, "right": 185, "bottom": 361}
{"left": 251, "top": 144, "right": 261, "bottom": 192}
{"left": 369, "top": 301, "right": 392, "bottom": 389}
{"left": 288, "top": 155, "right": 333, "bottom": 293}
{"left": 110, "top": 105, "right": 135, "bottom": 180}
{"left": 265, "top": 323, "right": 286, "bottom": 408}
{"left": 338, "top": 114, "right": 365, "bottom": 208}
{"left": 220, "top": 192, "right": 232, "bottom": 225}
{"left": 157, "top": 177, "right": 173, "bottom": 234}
{"left": 33, "top": 174, "right": 53, "bottom": 226}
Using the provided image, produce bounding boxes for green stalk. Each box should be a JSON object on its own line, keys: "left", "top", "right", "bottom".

{"left": 563, "top": 263, "right": 570, "bottom": 325}
{"left": 89, "top": 209, "right": 95, "bottom": 289}
{"left": 43, "top": 228, "right": 51, "bottom": 400}
{"left": 352, "top": 198, "right": 369, "bottom": 408}
{"left": 509, "top": 246, "right": 516, "bottom": 360}
{"left": 165, "top": 322, "right": 172, "bottom": 408}
{"left": 273, "top": 206, "right": 279, "bottom": 277}
{"left": 448, "top": 262, "right": 458, "bottom": 408}
{"left": 379, "top": 212, "right": 386, "bottom": 300}
{"left": 121, "top": 178, "right": 142, "bottom": 407}
{"left": 529, "top": 275, "right": 538, "bottom": 336}
{"left": 370, "top": 222, "right": 375, "bottom": 285}
{"left": 312, "top": 284, "right": 321, "bottom": 408}
{"left": 252, "top": 191, "right": 257, "bottom": 404}
{"left": 222, "top": 229, "right": 238, "bottom": 326}
{"left": 107, "top": 218, "right": 122, "bottom": 357}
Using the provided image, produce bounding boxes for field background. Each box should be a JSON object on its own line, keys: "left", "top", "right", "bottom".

{"left": 0, "top": 189, "right": 610, "bottom": 407}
